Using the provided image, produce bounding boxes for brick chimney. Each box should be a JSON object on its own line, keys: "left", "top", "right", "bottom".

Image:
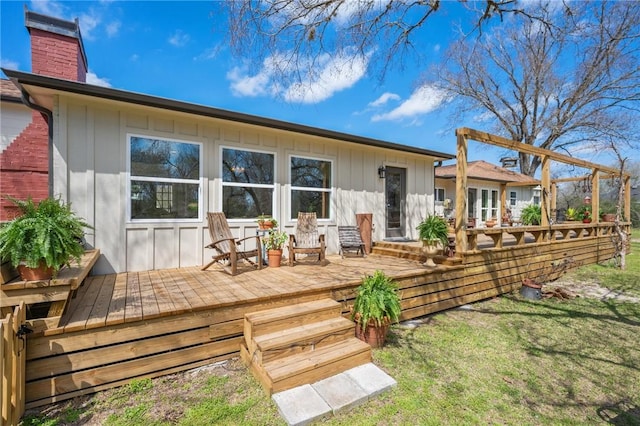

{"left": 0, "top": 10, "right": 87, "bottom": 220}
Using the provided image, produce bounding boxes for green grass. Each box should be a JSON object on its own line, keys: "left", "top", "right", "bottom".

{"left": 21, "top": 242, "right": 640, "bottom": 425}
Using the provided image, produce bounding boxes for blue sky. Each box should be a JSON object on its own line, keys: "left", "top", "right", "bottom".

{"left": 0, "top": 1, "right": 538, "bottom": 165}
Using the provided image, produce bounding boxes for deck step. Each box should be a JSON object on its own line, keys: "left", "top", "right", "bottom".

{"left": 245, "top": 337, "right": 372, "bottom": 395}
{"left": 251, "top": 316, "right": 356, "bottom": 363}
{"left": 244, "top": 298, "right": 342, "bottom": 345}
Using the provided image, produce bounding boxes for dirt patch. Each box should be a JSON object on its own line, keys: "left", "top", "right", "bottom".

{"left": 542, "top": 279, "right": 640, "bottom": 303}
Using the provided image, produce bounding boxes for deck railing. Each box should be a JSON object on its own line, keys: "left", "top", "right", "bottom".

{"left": 1, "top": 302, "right": 26, "bottom": 426}
{"left": 464, "top": 221, "right": 631, "bottom": 252}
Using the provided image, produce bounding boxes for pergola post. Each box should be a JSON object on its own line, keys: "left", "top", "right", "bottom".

{"left": 541, "top": 155, "right": 551, "bottom": 228}
{"left": 624, "top": 176, "right": 631, "bottom": 221}
{"left": 455, "top": 130, "right": 468, "bottom": 254}
{"left": 591, "top": 169, "right": 600, "bottom": 224}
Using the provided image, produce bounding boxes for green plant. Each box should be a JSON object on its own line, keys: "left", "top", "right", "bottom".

{"left": 0, "top": 197, "right": 92, "bottom": 274}
{"left": 351, "top": 270, "right": 401, "bottom": 332}
{"left": 415, "top": 214, "right": 449, "bottom": 247}
{"left": 577, "top": 206, "right": 592, "bottom": 221}
{"left": 565, "top": 207, "right": 577, "bottom": 220}
{"left": 521, "top": 204, "right": 542, "bottom": 225}
{"left": 262, "top": 229, "right": 287, "bottom": 250}
{"left": 256, "top": 214, "right": 277, "bottom": 228}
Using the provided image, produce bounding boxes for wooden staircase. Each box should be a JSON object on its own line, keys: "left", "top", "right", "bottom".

{"left": 240, "top": 298, "right": 372, "bottom": 396}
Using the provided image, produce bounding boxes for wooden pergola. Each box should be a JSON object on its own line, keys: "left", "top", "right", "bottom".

{"left": 454, "top": 128, "right": 632, "bottom": 253}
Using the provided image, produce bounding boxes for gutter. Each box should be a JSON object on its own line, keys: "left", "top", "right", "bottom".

{"left": 20, "top": 87, "right": 54, "bottom": 197}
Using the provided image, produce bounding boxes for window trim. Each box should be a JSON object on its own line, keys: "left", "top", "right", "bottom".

{"left": 288, "top": 154, "right": 334, "bottom": 222}
{"left": 220, "top": 145, "right": 277, "bottom": 222}
{"left": 509, "top": 190, "right": 517, "bottom": 206}
{"left": 435, "top": 187, "right": 446, "bottom": 204}
{"left": 126, "top": 133, "right": 203, "bottom": 223}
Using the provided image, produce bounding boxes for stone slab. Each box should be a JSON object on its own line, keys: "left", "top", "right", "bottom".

{"left": 272, "top": 384, "right": 332, "bottom": 426}
{"left": 312, "top": 372, "right": 369, "bottom": 414}
{"left": 344, "top": 362, "right": 397, "bottom": 398}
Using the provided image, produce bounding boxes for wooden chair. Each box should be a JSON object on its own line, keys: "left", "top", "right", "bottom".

{"left": 338, "top": 226, "right": 366, "bottom": 258}
{"left": 288, "top": 212, "right": 326, "bottom": 266}
{"left": 202, "top": 212, "right": 262, "bottom": 275}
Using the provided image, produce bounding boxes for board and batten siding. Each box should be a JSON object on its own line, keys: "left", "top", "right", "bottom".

{"left": 52, "top": 96, "right": 437, "bottom": 274}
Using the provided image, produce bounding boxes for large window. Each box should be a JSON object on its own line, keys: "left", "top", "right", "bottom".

{"left": 222, "top": 148, "right": 275, "bottom": 218}
{"left": 290, "top": 156, "right": 332, "bottom": 219}
{"left": 128, "top": 135, "right": 201, "bottom": 220}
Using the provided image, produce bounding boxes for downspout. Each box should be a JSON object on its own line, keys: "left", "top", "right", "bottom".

{"left": 20, "top": 88, "right": 54, "bottom": 197}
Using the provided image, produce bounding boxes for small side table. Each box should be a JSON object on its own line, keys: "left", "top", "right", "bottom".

{"left": 256, "top": 229, "right": 270, "bottom": 265}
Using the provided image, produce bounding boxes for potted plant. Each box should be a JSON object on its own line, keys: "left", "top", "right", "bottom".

{"left": 565, "top": 207, "right": 577, "bottom": 221}
{"left": 257, "top": 214, "right": 277, "bottom": 230}
{"left": 600, "top": 203, "right": 616, "bottom": 222}
{"left": 578, "top": 206, "right": 592, "bottom": 223}
{"left": 416, "top": 214, "right": 449, "bottom": 267}
{"left": 0, "top": 197, "right": 92, "bottom": 280}
{"left": 263, "top": 229, "right": 287, "bottom": 267}
{"left": 351, "top": 270, "right": 401, "bottom": 348}
{"left": 521, "top": 204, "right": 542, "bottom": 225}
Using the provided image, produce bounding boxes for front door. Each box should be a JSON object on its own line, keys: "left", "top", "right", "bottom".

{"left": 385, "top": 167, "right": 406, "bottom": 239}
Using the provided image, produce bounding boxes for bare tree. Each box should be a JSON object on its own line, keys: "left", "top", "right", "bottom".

{"left": 434, "top": 1, "right": 640, "bottom": 176}
{"left": 221, "top": 0, "right": 553, "bottom": 86}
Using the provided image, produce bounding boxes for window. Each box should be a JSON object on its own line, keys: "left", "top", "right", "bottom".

{"left": 491, "top": 190, "right": 498, "bottom": 218}
{"left": 222, "top": 148, "right": 275, "bottom": 218}
{"left": 128, "top": 135, "right": 201, "bottom": 220}
{"left": 435, "top": 188, "right": 445, "bottom": 203}
{"left": 290, "top": 156, "right": 332, "bottom": 219}
{"left": 510, "top": 191, "right": 517, "bottom": 206}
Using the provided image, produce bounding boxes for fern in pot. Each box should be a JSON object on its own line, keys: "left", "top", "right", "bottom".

{"left": 351, "top": 270, "right": 401, "bottom": 348}
{"left": 416, "top": 214, "right": 449, "bottom": 267}
{"left": 0, "top": 197, "right": 92, "bottom": 280}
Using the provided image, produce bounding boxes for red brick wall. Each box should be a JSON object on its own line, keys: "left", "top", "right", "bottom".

{"left": 0, "top": 112, "right": 49, "bottom": 220}
{"left": 30, "top": 28, "right": 87, "bottom": 82}
{"left": 1, "top": 24, "right": 85, "bottom": 220}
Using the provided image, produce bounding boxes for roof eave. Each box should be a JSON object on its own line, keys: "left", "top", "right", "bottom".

{"left": 2, "top": 68, "right": 454, "bottom": 161}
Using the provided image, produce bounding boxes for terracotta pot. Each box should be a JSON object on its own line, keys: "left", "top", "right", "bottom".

{"left": 355, "top": 321, "right": 390, "bottom": 348}
{"left": 258, "top": 221, "right": 274, "bottom": 230}
{"left": 267, "top": 249, "right": 283, "bottom": 267}
{"left": 18, "top": 261, "right": 54, "bottom": 281}
{"left": 582, "top": 218, "right": 592, "bottom": 223}
{"left": 601, "top": 214, "right": 616, "bottom": 222}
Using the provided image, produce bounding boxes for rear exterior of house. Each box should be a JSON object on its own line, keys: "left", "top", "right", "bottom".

{"left": 3, "top": 10, "right": 453, "bottom": 274}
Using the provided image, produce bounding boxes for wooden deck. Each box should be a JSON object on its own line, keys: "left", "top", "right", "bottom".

{"left": 22, "top": 227, "right": 622, "bottom": 408}
{"left": 55, "top": 254, "right": 423, "bottom": 335}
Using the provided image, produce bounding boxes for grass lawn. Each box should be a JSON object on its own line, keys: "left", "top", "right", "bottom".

{"left": 22, "top": 242, "right": 640, "bottom": 425}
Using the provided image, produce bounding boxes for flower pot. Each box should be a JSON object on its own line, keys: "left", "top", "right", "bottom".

{"left": 422, "top": 241, "right": 439, "bottom": 267}
{"left": 18, "top": 261, "right": 54, "bottom": 281}
{"left": 267, "top": 249, "right": 283, "bottom": 267}
{"left": 355, "top": 321, "right": 390, "bottom": 348}
{"left": 258, "top": 221, "right": 274, "bottom": 230}
{"left": 582, "top": 218, "right": 592, "bottom": 223}
{"left": 601, "top": 214, "right": 615, "bottom": 222}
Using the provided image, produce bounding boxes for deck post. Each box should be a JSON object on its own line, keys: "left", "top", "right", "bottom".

{"left": 455, "top": 130, "right": 468, "bottom": 253}
{"left": 624, "top": 175, "right": 631, "bottom": 221}
{"left": 591, "top": 168, "right": 600, "bottom": 224}
{"left": 541, "top": 155, "right": 551, "bottom": 229}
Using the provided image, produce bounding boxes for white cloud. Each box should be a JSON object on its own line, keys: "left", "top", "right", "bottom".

{"left": 79, "top": 12, "right": 100, "bottom": 40}
{"left": 227, "top": 49, "right": 369, "bottom": 104}
{"left": 371, "top": 85, "right": 448, "bottom": 122}
{"left": 29, "top": 0, "right": 65, "bottom": 17}
{"left": 368, "top": 92, "right": 400, "bottom": 107}
{"left": 86, "top": 71, "right": 111, "bottom": 87}
{"left": 168, "top": 30, "right": 190, "bottom": 47}
{"left": 106, "top": 21, "right": 121, "bottom": 38}
{"left": 1, "top": 58, "right": 19, "bottom": 71}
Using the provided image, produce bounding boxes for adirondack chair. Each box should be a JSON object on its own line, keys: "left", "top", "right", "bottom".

{"left": 202, "top": 212, "right": 262, "bottom": 275}
{"left": 288, "top": 212, "right": 326, "bottom": 266}
{"left": 338, "top": 226, "right": 366, "bottom": 258}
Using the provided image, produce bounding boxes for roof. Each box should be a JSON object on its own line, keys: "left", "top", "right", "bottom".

{"left": 436, "top": 160, "right": 537, "bottom": 184}
{"left": 2, "top": 69, "right": 455, "bottom": 161}
{"left": 0, "top": 78, "right": 22, "bottom": 102}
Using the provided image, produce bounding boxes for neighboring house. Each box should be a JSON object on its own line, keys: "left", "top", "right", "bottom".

{"left": 2, "top": 10, "right": 453, "bottom": 274}
{"left": 435, "top": 160, "right": 538, "bottom": 226}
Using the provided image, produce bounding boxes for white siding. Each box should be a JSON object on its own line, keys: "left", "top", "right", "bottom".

{"left": 53, "top": 97, "right": 439, "bottom": 273}
{"left": 0, "top": 101, "right": 31, "bottom": 153}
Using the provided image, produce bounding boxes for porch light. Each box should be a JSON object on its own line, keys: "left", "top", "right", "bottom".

{"left": 378, "top": 166, "right": 386, "bottom": 179}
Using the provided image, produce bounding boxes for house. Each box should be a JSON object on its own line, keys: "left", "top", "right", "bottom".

{"left": 435, "top": 160, "right": 539, "bottom": 226}
{"left": 2, "top": 10, "right": 454, "bottom": 274}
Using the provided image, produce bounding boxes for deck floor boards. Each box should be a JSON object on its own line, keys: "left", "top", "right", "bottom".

{"left": 57, "top": 255, "right": 425, "bottom": 333}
